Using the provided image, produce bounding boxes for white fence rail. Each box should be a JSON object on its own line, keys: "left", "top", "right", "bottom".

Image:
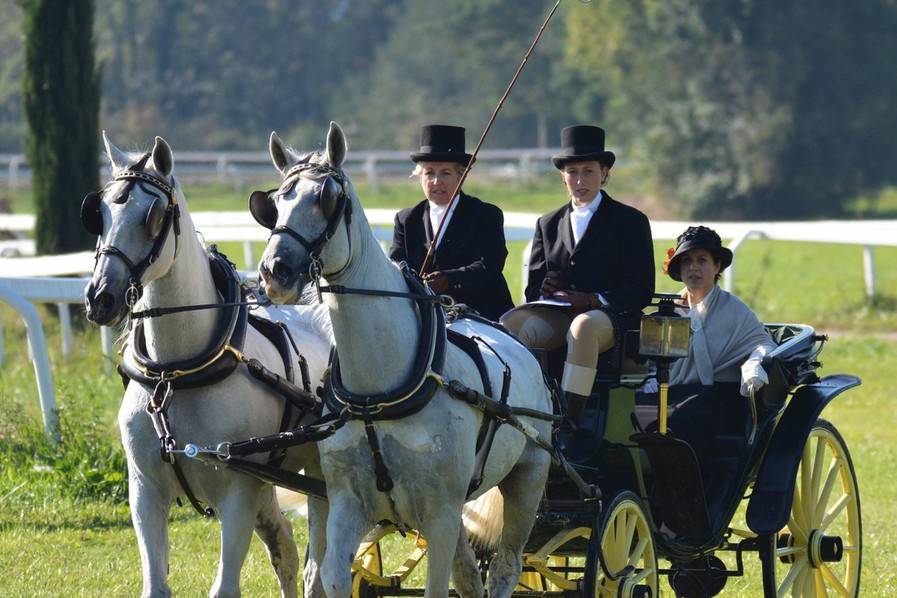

{"left": 1, "top": 148, "right": 561, "bottom": 193}
{"left": 2, "top": 210, "right": 895, "bottom": 438}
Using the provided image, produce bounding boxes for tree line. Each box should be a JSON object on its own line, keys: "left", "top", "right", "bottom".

{"left": 7, "top": 0, "right": 897, "bottom": 229}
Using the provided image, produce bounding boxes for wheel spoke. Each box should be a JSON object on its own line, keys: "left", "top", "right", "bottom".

{"left": 622, "top": 510, "right": 637, "bottom": 553}
{"left": 819, "top": 494, "right": 849, "bottom": 533}
{"left": 800, "top": 441, "right": 813, "bottom": 523}
{"left": 776, "top": 544, "right": 806, "bottom": 559}
{"left": 820, "top": 563, "right": 850, "bottom": 596}
{"left": 628, "top": 537, "right": 649, "bottom": 568}
{"left": 791, "top": 485, "right": 808, "bottom": 539}
{"left": 631, "top": 565, "right": 655, "bottom": 585}
{"left": 815, "top": 459, "right": 841, "bottom": 521}
{"left": 809, "top": 436, "right": 827, "bottom": 522}
{"left": 814, "top": 569, "right": 828, "bottom": 598}
{"left": 792, "top": 565, "right": 808, "bottom": 598}
{"left": 778, "top": 554, "right": 807, "bottom": 596}
{"left": 788, "top": 513, "right": 808, "bottom": 542}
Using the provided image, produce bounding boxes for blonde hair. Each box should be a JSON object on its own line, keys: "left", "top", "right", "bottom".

{"left": 411, "top": 162, "right": 467, "bottom": 177}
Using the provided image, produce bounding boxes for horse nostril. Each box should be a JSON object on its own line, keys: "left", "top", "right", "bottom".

{"left": 272, "top": 259, "right": 294, "bottom": 283}
{"left": 97, "top": 291, "right": 115, "bottom": 311}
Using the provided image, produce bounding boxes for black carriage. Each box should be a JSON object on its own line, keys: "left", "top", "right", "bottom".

{"left": 351, "top": 295, "right": 862, "bottom": 598}
{"left": 514, "top": 296, "right": 861, "bottom": 598}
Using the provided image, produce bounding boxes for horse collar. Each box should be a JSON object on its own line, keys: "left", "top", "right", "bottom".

{"left": 118, "top": 250, "right": 248, "bottom": 389}
{"left": 323, "top": 269, "right": 448, "bottom": 420}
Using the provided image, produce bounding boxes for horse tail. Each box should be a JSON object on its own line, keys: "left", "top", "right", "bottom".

{"left": 462, "top": 486, "right": 504, "bottom": 551}
{"left": 275, "top": 487, "right": 308, "bottom": 517}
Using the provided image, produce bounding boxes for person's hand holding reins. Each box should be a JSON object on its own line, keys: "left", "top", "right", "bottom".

{"left": 552, "top": 290, "right": 600, "bottom": 310}
{"left": 540, "top": 270, "right": 566, "bottom": 297}
{"left": 423, "top": 271, "right": 449, "bottom": 294}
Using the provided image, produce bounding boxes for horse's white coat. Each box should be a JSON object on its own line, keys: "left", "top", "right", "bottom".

{"left": 86, "top": 136, "right": 332, "bottom": 598}
{"left": 258, "top": 123, "right": 552, "bottom": 598}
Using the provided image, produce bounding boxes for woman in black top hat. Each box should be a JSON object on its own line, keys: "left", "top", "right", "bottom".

{"left": 662, "top": 225, "right": 775, "bottom": 394}
{"left": 389, "top": 124, "right": 514, "bottom": 320}
{"left": 501, "top": 125, "right": 655, "bottom": 419}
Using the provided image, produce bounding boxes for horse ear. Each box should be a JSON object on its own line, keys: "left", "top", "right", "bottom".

{"left": 269, "top": 132, "right": 296, "bottom": 175}
{"left": 151, "top": 136, "right": 174, "bottom": 178}
{"left": 103, "top": 131, "right": 129, "bottom": 172}
{"left": 325, "top": 121, "right": 347, "bottom": 168}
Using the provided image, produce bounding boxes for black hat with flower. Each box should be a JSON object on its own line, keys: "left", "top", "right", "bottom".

{"left": 665, "top": 226, "right": 733, "bottom": 282}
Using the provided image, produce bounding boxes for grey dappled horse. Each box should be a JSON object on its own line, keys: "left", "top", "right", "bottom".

{"left": 255, "top": 123, "right": 552, "bottom": 598}
{"left": 83, "top": 134, "right": 332, "bottom": 598}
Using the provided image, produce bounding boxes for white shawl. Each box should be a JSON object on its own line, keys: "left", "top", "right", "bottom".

{"left": 670, "top": 285, "right": 776, "bottom": 389}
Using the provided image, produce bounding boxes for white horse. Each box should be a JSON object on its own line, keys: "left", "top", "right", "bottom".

{"left": 254, "top": 122, "right": 552, "bottom": 598}
{"left": 83, "top": 134, "right": 332, "bottom": 598}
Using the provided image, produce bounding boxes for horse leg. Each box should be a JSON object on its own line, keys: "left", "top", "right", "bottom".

{"left": 130, "top": 471, "right": 175, "bottom": 598}
{"left": 487, "top": 451, "right": 550, "bottom": 598}
{"left": 420, "top": 509, "right": 464, "bottom": 598}
{"left": 452, "top": 525, "right": 485, "bottom": 598}
{"left": 254, "top": 485, "right": 300, "bottom": 598}
{"left": 303, "top": 494, "right": 329, "bottom": 598}
{"left": 320, "top": 494, "right": 368, "bottom": 598}
{"left": 210, "top": 481, "right": 262, "bottom": 598}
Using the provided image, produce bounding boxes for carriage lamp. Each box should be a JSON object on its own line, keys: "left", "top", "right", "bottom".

{"left": 639, "top": 313, "right": 691, "bottom": 359}
{"left": 639, "top": 297, "right": 691, "bottom": 434}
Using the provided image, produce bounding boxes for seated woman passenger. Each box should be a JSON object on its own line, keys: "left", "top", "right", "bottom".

{"left": 501, "top": 125, "right": 655, "bottom": 419}
{"left": 665, "top": 226, "right": 776, "bottom": 395}
{"left": 390, "top": 124, "right": 514, "bottom": 320}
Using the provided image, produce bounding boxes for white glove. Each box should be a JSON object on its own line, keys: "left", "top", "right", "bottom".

{"left": 740, "top": 361, "right": 769, "bottom": 397}
{"left": 639, "top": 377, "right": 659, "bottom": 394}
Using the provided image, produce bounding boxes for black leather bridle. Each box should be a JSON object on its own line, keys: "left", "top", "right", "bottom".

{"left": 250, "top": 161, "right": 353, "bottom": 286}
{"left": 81, "top": 153, "right": 182, "bottom": 304}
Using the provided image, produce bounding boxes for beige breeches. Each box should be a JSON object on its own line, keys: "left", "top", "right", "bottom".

{"left": 501, "top": 307, "right": 616, "bottom": 368}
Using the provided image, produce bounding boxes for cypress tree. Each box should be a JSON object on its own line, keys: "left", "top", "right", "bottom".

{"left": 22, "top": 0, "right": 100, "bottom": 254}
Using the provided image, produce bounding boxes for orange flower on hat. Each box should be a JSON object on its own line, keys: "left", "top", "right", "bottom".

{"left": 662, "top": 246, "right": 675, "bottom": 275}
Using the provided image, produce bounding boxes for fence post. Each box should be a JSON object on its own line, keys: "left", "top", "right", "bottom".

{"left": 722, "top": 230, "right": 763, "bottom": 294}
{"left": 216, "top": 155, "right": 228, "bottom": 185}
{"left": 57, "top": 302, "right": 72, "bottom": 359}
{"left": 9, "top": 155, "right": 22, "bottom": 191}
{"left": 0, "top": 284, "right": 60, "bottom": 441}
{"left": 365, "top": 156, "right": 378, "bottom": 193}
{"left": 863, "top": 245, "right": 876, "bottom": 303}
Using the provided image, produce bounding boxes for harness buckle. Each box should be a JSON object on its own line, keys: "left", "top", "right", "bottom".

{"left": 438, "top": 294, "right": 455, "bottom": 308}
{"left": 309, "top": 256, "right": 324, "bottom": 303}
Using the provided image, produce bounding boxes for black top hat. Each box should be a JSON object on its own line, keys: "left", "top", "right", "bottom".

{"left": 552, "top": 125, "right": 616, "bottom": 169}
{"left": 666, "top": 226, "right": 734, "bottom": 282}
{"left": 410, "top": 124, "right": 473, "bottom": 165}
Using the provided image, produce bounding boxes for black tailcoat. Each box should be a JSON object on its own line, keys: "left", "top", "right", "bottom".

{"left": 524, "top": 193, "right": 655, "bottom": 328}
{"left": 390, "top": 193, "right": 514, "bottom": 320}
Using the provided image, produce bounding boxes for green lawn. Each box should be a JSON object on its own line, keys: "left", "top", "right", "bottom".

{"left": 1, "top": 314, "right": 893, "bottom": 596}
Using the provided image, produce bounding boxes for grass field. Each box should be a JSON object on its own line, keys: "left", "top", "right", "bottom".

{"left": 2, "top": 183, "right": 896, "bottom": 596}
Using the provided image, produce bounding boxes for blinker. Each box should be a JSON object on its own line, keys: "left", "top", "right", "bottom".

{"left": 145, "top": 197, "right": 167, "bottom": 239}
{"left": 249, "top": 189, "right": 278, "bottom": 229}
{"left": 81, "top": 191, "right": 103, "bottom": 235}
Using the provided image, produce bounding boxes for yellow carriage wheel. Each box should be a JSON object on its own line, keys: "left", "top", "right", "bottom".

{"left": 761, "top": 419, "right": 862, "bottom": 597}
{"left": 584, "top": 491, "right": 658, "bottom": 598}
{"left": 351, "top": 524, "right": 429, "bottom": 598}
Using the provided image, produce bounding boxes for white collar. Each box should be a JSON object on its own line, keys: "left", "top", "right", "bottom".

{"left": 570, "top": 190, "right": 603, "bottom": 213}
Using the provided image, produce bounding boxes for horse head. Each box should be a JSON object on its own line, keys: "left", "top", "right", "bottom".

{"left": 83, "top": 133, "right": 183, "bottom": 325}
{"left": 254, "top": 122, "right": 352, "bottom": 304}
